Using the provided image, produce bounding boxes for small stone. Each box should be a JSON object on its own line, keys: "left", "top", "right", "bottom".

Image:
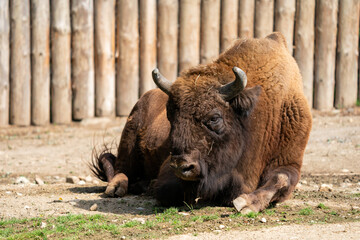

{"left": 213, "top": 230, "right": 222, "bottom": 233}
{"left": 341, "top": 169, "right": 350, "bottom": 173}
{"left": 5, "top": 191, "right": 11, "bottom": 194}
{"left": 24, "top": 205, "right": 31, "bottom": 209}
{"left": 78, "top": 180, "right": 86, "bottom": 185}
{"left": 319, "top": 184, "right": 333, "bottom": 192}
{"left": 15, "top": 176, "right": 30, "bottom": 184}
{"left": 300, "top": 180, "right": 308, "bottom": 185}
{"left": 132, "top": 218, "right": 146, "bottom": 224}
{"left": 54, "top": 176, "right": 60, "bottom": 180}
{"left": 85, "top": 175, "right": 92, "bottom": 182}
{"left": 66, "top": 176, "right": 80, "bottom": 184}
{"left": 90, "top": 203, "right": 98, "bottom": 211}
{"left": 219, "top": 224, "right": 225, "bottom": 229}
{"left": 178, "top": 212, "right": 190, "bottom": 216}
{"left": 16, "top": 192, "right": 23, "bottom": 196}
{"left": 120, "top": 236, "right": 126, "bottom": 240}
{"left": 261, "top": 218, "right": 267, "bottom": 223}
{"left": 35, "top": 176, "right": 44, "bottom": 185}
{"left": 40, "top": 222, "right": 47, "bottom": 229}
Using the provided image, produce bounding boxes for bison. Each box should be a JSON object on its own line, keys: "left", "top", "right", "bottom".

{"left": 90, "top": 32, "right": 312, "bottom": 213}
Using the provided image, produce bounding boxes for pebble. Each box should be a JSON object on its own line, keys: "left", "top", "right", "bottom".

{"left": 120, "top": 236, "right": 126, "bottom": 240}
{"left": 5, "top": 191, "right": 11, "bottom": 194}
{"left": 78, "top": 180, "right": 86, "bottom": 185}
{"left": 219, "top": 225, "right": 225, "bottom": 229}
{"left": 66, "top": 176, "right": 80, "bottom": 184}
{"left": 24, "top": 205, "right": 31, "bottom": 209}
{"left": 300, "top": 180, "right": 308, "bottom": 185}
{"left": 35, "top": 176, "right": 44, "bottom": 185}
{"left": 15, "top": 176, "right": 30, "bottom": 185}
{"left": 41, "top": 222, "right": 47, "bottom": 229}
{"left": 132, "top": 218, "right": 146, "bottom": 224}
{"left": 319, "top": 184, "right": 333, "bottom": 192}
{"left": 16, "top": 192, "right": 23, "bottom": 196}
{"left": 261, "top": 218, "right": 267, "bottom": 223}
{"left": 341, "top": 169, "right": 350, "bottom": 173}
{"left": 90, "top": 203, "right": 98, "bottom": 211}
{"left": 85, "top": 175, "right": 93, "bottom": 182}
{"left": 178, "top": 212, "right": 190, "bottom": 216}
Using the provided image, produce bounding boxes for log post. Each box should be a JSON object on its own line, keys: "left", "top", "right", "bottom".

{"left": 200, "top": 0, "right": 221, "bottom": 64}
{"left": 0, "top": 0, "right": 9, "bottom": 126}
{"left": 71, "top": 0, "right": 95, "bottom": 120}
{"left": 221, "top": 0, "right": 238, "bottom": 52}
{"left": 274, "top": 0, "right": 295, "bottom": 54}
{"left": 314, "top": 0, "right": 338, "bottom": 111}
{"left": 139, "top": 0, "right": 157, "bottom": 96}
{"left": 254, "top": 0, "right": 274, "bottom": 38}
{"left": 94, "top": 0, "right": 115, "bottom": 117}
{"left": 335, "top": 0, "right": 360, "bottom": 108}
{"left": 116, "top": 0, "right": 139, "bottom": 116}
{"left": 294, "top": 0, "right": 315, "bottom": 107}
{"left": 31, "top": 0, "right": 50, "bottom": 125}
{"left": 157, "top": 0, "right": 178, "bottom": 82}
{"left": 10, "top": 0, "right": 31, "bottom": 126}
{"left": 51, "top": 0, "right": 72, "bottom": 124}
{"left": 238, "top": 0, "right": 255, "bottom": 38}
{"left": 179, "top": 0, "right": 201, "bottom": 72}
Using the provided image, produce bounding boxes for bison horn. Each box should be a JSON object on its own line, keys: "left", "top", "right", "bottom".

{"left": 220, "top": 67, "right": 248, "bottom": 101}
{"left": 152, "top": 68, "right": 172, "bottom": 95}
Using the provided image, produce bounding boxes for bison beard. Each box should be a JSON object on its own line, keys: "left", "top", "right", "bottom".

{"left": 90, "top": 32, "right": 312, "bottom": 213}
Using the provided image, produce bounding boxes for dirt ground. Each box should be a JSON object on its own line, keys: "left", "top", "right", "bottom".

{"left": 0, "top": 108, "right": 360, "bottom": 239}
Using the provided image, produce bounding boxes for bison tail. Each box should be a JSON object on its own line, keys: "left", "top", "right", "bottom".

{"left": 89, "top": 146, "right": 116, "bottom": 182}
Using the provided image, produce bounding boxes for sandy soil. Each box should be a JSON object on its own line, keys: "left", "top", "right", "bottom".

{"left": 0, "top": 109, "right": 359, "bottom": 239}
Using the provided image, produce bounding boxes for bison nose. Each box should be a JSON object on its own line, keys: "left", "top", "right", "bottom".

{"left": 178, "top": 163, "right": 196, "bottom": 174}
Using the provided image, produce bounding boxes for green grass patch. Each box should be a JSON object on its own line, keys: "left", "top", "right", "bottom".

{"left": 299, "top": 207, "right": 314, "bottom": 216}
{"left": 317, "top": 203, "right": 329, "bottom": 210}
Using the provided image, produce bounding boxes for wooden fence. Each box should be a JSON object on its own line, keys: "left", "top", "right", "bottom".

{"left": 0, "top": 0, "right": 359, "bottom": 126}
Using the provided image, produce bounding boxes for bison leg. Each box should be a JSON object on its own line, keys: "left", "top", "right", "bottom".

{"left": 233, "top": 166, "right": 299, "bottom": 214}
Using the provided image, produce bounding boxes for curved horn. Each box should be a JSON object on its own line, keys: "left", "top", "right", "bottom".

{"left": 152, "top": 68, "right": 172, "bottom": 95}
{"left": 219, "top": 67, "right": 247, "bottom": 101}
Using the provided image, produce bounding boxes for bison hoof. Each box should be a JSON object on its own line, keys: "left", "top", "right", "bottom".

{"left": 115, "top": 186, "right": 126, "bottom": 197}
{"left": 105, "top": 185, "right": 116, "bottom": 197}
{"left": 233, "top": 196, "right": 247, "bottom": 212}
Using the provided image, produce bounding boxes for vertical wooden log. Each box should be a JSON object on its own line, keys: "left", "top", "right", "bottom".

{"left": 179, "top": 0, "right": 201, "bottom": 72}
{"left": 95, "top": 0, "right": 115, "bottom": 117}
{"left": 31, "top": 0, "right": 50, "bottom": 125}
{"left": 274, "top": 0, "right": 295, "bottom": 54}
{"left": 139, "top": 0, "right": 157, "bottom": 96}
{"left": 0, "top": 0, "right": 9, "bottom": 126}
{"left": 238, "top": 0, "right": 255, "bottom": 38}
{"left": 71, "top": 0, "right": 95, "bottom": 120}
{"left": 51, "top": 0, "right": 72, "bottom": 124}
{"left": 335, "top": 0, "right": 360, "bottom": 108}
{"left": 200, "top": 0, "right": 221, "bottom": 64}
{"left": 10, "top": 0, "right": 31, "bottom": 126}
{"left": 254, "top": 0, "right": 274, "bottom": 38}
{"left": 116, "top": 0, "right": 139, "bottom": 116}
{"left": 157, "top": 0, "right": 178, "bottom": 82}
{"left": 314, "top": 0, "right": 338, "bottom": 111}
{"left": 221, "top": 0, "right": 238, "bottom": 52}
{"left": 294, "top": 0, "right": 315, "bottom": 107}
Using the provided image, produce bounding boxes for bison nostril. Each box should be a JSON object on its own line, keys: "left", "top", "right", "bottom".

{"left": 181, "top": 164, "right": 195, "bottom": 173}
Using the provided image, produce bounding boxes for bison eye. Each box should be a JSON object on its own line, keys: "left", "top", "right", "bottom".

{"left": 204, "top": 112, "right": 224, "bottom": 134}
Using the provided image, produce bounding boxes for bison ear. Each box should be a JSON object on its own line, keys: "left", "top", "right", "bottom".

{"left": 229, "top": 86, "right": 261, "bottom": 117}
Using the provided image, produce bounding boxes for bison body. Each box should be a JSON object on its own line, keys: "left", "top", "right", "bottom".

{"left": 91, "top": 33, "right": 312, "bottom": 212}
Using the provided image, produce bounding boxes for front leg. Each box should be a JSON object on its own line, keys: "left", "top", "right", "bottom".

{"left": 233, "top": 166, "right": 299, "bottom": 214}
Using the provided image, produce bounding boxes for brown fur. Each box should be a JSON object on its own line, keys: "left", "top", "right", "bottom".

{"left": 90, "top": 32, "right": 312, "bottom": 211}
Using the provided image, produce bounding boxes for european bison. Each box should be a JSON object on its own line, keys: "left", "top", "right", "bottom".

{"left": 90, "top": 32, "right": 312, "bottom": 213}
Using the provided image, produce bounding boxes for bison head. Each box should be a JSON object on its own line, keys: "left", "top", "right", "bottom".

{"left": 152, "top": 67, "right": 261, "bottom": 198}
